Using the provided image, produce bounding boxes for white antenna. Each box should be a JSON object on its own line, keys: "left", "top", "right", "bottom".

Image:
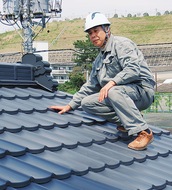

{"left": 0, "top": 0, "right": 62, "bottom": 53}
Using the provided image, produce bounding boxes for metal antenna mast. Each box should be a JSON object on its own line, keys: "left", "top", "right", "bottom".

{"left": 0, "top": 0, "right": 62, "bottom": 53}
{"left": 22, "top": 0, "right": 34, "bottom": 53}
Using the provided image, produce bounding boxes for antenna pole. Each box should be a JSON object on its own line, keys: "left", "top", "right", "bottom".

{"left": 22, "top": 0, "right": 34, "bottom": 53}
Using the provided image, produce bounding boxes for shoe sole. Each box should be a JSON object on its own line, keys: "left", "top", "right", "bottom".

{"left": 128, "top": 136, "right": 154, "bottom": 151}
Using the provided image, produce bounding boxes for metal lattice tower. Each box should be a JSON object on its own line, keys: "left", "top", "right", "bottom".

{"left": 1, "top": 0, "right": 62, "bottom": 53}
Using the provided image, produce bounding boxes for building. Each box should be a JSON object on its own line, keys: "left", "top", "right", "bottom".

{"left": 0, "top": 43, "right": 172, "bottom": 87}
{"left": 49, "top": 50, "right": 77, "bottom": 84}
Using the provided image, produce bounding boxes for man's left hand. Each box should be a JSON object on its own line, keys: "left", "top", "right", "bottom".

{"left": 98, "top": 80, "right": 116, "bottom": 102}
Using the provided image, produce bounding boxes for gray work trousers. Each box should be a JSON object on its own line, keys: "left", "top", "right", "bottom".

{"left": 81, "top": 84, "right": 154, "bottom": 136}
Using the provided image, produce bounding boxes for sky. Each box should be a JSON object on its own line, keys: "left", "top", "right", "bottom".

{"left": 61, "top": 0, "right": 172, "bottom": 18}
{"left": 0, "top": 0, "right": 172, "bottom": 33}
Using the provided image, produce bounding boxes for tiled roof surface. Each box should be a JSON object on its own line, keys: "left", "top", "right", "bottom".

{"left": 0, "top": 86, "right": 172, "bottom": 190}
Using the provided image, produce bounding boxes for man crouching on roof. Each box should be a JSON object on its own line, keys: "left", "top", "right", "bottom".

{"left": 50, "top": 12, "right": 155, "bottom": 151}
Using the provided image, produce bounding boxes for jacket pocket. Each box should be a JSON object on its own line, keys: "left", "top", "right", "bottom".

{"left": 103, "top": 56, "right": 122, "bottom": 78}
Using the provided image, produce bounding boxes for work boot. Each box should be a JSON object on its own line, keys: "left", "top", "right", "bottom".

{"left": 128, "top": 129, "right": 154, "bottom": 150}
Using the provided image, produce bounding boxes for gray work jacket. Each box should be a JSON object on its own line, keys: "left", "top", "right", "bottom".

{"left": 69, "top": 34, "right": 155, "bottom": 110}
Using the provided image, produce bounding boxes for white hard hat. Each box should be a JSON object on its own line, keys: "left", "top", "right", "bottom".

{"left": 84, "top": 12, "right": 111, "bottom": 32}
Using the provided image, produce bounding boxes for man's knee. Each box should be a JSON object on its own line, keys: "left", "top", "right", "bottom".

{"left": 81, "top": 96, "right": 89, "bottom": 108}
{"left": 108, "top": 86, "right": 124, "bottom": 100}
{"left": 81, "top": 95, "right": 94, "bottom": 112}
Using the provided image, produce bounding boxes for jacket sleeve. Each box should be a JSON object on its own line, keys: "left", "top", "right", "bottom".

{"left": 68, "top": 68, "right": 101, "bottom": 110}
{"left": 113, "top": 40, "right": 142, "bottom": 85}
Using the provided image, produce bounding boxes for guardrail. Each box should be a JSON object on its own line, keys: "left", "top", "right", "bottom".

{"left": 145, "top": 93, "right": 172, "bottom": 113}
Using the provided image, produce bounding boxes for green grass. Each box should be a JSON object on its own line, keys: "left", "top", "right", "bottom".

{"left": 0, "top": 15, "right": 172, "bottom": 53}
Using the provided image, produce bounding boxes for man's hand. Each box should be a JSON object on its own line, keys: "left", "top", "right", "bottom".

{"left": 98, "top": 81, "right": 116, "bottom": 102}
{"left": 49, "top": 105, "right": 71, "bottom": 114}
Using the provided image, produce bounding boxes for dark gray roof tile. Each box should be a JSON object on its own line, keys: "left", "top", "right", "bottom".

{"left": 72, "top": 110, "right": 106, "bottom": 123}
{"left": 48, "top": 127, "right": 93, "bottom": 146}
{"left": 83, "top": 124, "right": 119, "bottom": 142}
{"left": 89, "top": 143, "right": 134, "bottom": 166}
{"left": 114, "top": 163, "right": 166, "bottom": 189}
{"left": 63, "top": 175, "right": 121, "bottom": 190}
{"left": 65, "top": 114, "right": 95, "bottom": 125}
{"left": 163, "top": 186, "right": 172, "bottom": 190}
{"left": 150, "top": 125, "right": 171, "bottom": 136}
{"left": 36, "top": 150, "right": 89, "bottom": 176}
{"left": 0, "top": 148, "right": 6, "bottom": 158}
{"left": 0, "top": 87, "right": 16, "bottom": 99}
{"left": 101, "top": 168, "right": 154, "bottom": 190}
{"left": 18, "top": 153, "right": 71, "bottom": 179}
{"left": 7, "top": 183, "right": 49, "bottom": 190}
{"left": 0, "top": 139, "right": 26, "bottom": 157}
{"left": 0, "top": 156, "right": 52, "bottom": 184}
{"left": 84, "top": 170, "right": 137, "bottom": 190}
{"left": 73, "top": 145, "right": 120, "bottom": 169}
{"left": 48, "top": 148, "right": 105, "bottom": 172}
{"left": 34, "top": 128, "right": 85, "bottom": 149}
{"left": 0, "top": 165, "right": 30, "bottom": 188}
{"left": 69, "top": 125, "right": 107, "bottom": 144}
{"left": 15, "top": 130, "right": 64, "bottom": 151}
{"left": 0, "top": 113, "right": 39, "bottom": 132}
{"left": 43, "top": 179, "right": 82, "bottom": 190}
{"left": 0, "top": 131, "right": 45, "bottom": 154}
{"left": 0, "top": 99, "right": 19, "bottom": 114}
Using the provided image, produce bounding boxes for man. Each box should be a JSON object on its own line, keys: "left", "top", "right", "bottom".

{"left": 50, "top": 12, "right": 155, "bottom": 150}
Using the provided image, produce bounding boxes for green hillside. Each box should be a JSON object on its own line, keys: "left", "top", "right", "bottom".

{"left": 0, "top": 15, "right": 172, "bottom": 53}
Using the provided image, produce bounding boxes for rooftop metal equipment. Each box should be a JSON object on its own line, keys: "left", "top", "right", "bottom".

{"left": 0, "top": 0, "right": 62, "bottom": 53}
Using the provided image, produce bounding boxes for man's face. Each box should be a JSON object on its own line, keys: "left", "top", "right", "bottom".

{"left": 87, "top": 26, "right": 106, "bottom": 48}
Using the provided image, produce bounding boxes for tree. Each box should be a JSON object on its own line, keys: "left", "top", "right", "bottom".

{"left": 143, "top": 12, "right": 149, "bottom": 17}
{"left": 59, "top": 35, "right": 99, "bottom": 94}
{"left": 73, "top": 35, "right": 99, "bottom": 82}
{"left": 113, "top": 13, "right": 118, "bottom": 18}
{"left": 73, "top": 35, "right": 99, "bottom": 66}
{"left": 58, "top": 66, "right": 86, "bottom": 94}
{"left": 156, "top": 12, "right": 161, "bottom": 16}
{"left": 164, "top": 10, "right": 170, "bottom": 15}
{"left": 127, "top": 13, "right": 132, "bottom": 17}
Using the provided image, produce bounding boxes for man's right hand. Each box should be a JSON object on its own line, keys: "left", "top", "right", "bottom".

{"left": 49, "top": 105, "right": 71, "bottom": 114}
